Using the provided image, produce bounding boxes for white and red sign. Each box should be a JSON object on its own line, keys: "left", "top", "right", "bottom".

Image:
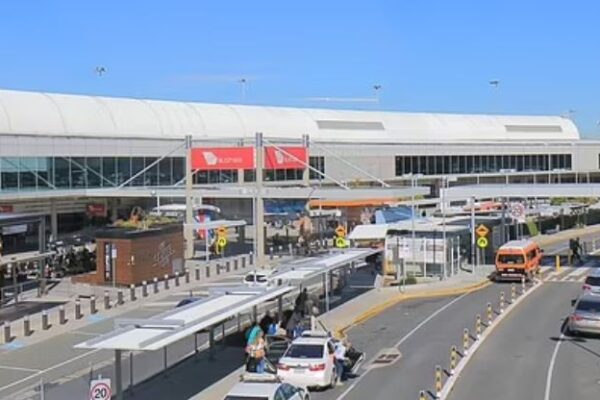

{"left": 191, "top": 147, "right": 255, "bottom": 170}
{"left": 0, "top": 205, "right": 13, "bottom": 213}
{"left": 89, "top": 378, "right": 111, "bottom": 400}
{"left": 264, "top": 147, "right": 308, "bottom": 170}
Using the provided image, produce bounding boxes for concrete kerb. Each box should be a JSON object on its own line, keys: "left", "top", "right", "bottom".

{"left": 438, "top": 279, "right": 544, "bottom": 400}
{"left": 333, "top": 279, "right": 493, "bottom": 339}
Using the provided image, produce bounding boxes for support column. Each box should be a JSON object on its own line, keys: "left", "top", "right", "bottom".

{"left": 115, "top": 350, "right": 123, "bottom": 400}
{"left": 302, "top": 134, "right": 310, "bottom": 187}
{"left": 49, "top": 200, "right": 58, "bottom": 242}
{"left": 184, "top": 135, "right": 195, "bottom": 260}
{"left": 255, "top": 132, "right": 266, "bottom": 268}
{"left": 324, "top": 272, "right": 330, "bottom": 313}
{"left": 209, "top": 327, "right": 215, "bottom": 360}
{"left": 277, "top": 295, "right": 283, "bottom": 323}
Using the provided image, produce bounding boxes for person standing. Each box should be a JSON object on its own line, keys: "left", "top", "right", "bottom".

{"left": 333, "top": 340, "right": 347, "bottom": 385}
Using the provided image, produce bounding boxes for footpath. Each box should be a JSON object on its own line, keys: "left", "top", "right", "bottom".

{"left": 193, "top": 266, "right": 495, "bottom": 400}
{"left": 0, "top": 253, "right": 290, "bottom": 349}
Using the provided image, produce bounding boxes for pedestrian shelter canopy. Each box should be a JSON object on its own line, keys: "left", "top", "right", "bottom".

{"left": 74, "top": 285, "right": 292, "bottom": 351}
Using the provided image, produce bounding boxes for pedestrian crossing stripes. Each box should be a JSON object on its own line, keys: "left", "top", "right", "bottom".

{"left": 540, "top": 266, "right": 597, "bottom": 283}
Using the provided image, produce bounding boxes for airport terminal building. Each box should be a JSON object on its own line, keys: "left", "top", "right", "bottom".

{"left": 0, "top": 88, "right": 599, "bottom": 234}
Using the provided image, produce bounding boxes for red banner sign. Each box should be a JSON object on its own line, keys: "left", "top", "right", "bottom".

{"left": 191, "top": 147, "right": 255, "bottom": 170}
{"left": 264, "top": 147, "right": 308, "bottom": 170}
{"left": 0, "top": 205, "right": 14, "bottom": 213}
{"left": 87, "top": 204, "right": 107, "bottom": 217}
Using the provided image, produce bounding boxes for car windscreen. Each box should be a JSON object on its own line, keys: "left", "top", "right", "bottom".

{"left": 498, "top": 254, "right": 524, "bottom": 264}
{"left": 224, "top": 396, "right": 269, "bottom": 400}
{"left": 584, "top": 276, "right": 600, "bottom": 287}
{"left": 245, "top": 275, "right": 267, "bottom": 283}
{"left": 576, "top": 300, "right": 600, "bottom": 313}
{"left": 284, "top": 344, "right": 324, "bottom": 358}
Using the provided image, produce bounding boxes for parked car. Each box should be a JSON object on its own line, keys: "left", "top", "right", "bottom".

{"left": 582, "top": 269, "right": 600, "bottom": 295}
{"left": 224, "top": 373, "right": 309, "bottom": 400}
{"left": 568, "top": 293, "right": 600, "bottom": 336}
{"left": 277, "top": 334, "right": 337, "bottom": 389}
{"left": 244, "top": 269, "right": 277, "bottom": 288}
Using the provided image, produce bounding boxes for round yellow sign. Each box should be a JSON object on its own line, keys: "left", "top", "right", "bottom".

{"left": 217, "top": 237, "right": 227, "bottom": 248}
{"left": 335, "top": 237, "right": 348, "bottom": 248}
{"left": 476, "top": 236, "right": 489, "bottom": 248}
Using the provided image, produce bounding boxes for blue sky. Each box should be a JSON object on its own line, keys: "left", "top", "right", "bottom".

{"left": 1, "top": 1, "right": 599, "bottom": 136}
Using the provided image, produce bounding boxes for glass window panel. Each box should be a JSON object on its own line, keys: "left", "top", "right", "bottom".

{"left": 37, "top": 157, "right": 54, "bottom": 189}
{"left": 102, "top": 158, "right": 116, "bottom": 186}
{"left": 70, "top": 157, "right": 86, "bottom": 188}
{"left": 86, "top": 157, "right": 101, "bottom": 188}
{"left": 117, "top": 157, "right": 131, "bottom": 185}
{"left": 427, "top": 156, "right": 435, "bottom": 175}
{"left": 54, "top": 157, "right": 70, "bottom": 188}
{"left": 158, "top": 158, "right": 172, "bottom": 185}
{"left": 144, "top": 157, "right": 158, "bottom": 186}
{"left": 459, "top": 156, "right": 466, "bottom": 173}
{"left": 395, "top": 156, "right": 402, "bottom": 176}
{"left": 565, "top": 154, "right": 572, "bottom": 169}
{"left": 0, "top": 157, "right": 19, "bottom": 189}
{"left": 18, "top": 158, "right": 36, "bottom": 190}
{"left": 244, "top": 170, "right": 256, "bottom": 182}
{"left": 172, "top": 157, "right": 184, "bottom": 183}
{"left": 131, "top": 157, "right": 145, "bottom": 186}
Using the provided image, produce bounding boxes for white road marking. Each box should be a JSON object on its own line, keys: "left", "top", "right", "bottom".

{"left": 544, "top": 331, "right": 566, "bottom": 400}
{"left": 336, "top": 291, "right": 472, "bottom": 400}
{"left": 565, "top": 267, "right": 590, "bottom": 280}
{"left": 0, "top": 365, "right": 41, "bottom": 373}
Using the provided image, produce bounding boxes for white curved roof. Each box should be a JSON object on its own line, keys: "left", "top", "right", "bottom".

{"left": 0, "top": 89, "right": 579, "bottom": 142}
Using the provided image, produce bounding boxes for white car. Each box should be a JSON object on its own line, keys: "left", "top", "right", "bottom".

{"left": 244, "top": 269, "right": 277, "bottom": 287}
{"left": 277, "top": 335, "right": 337, "bottom": 389}
{"left": 582, "top": 269, "right": 600, "bottom": 295}
{"left": 224, "top": 373, "right": 309, "bottom": 400}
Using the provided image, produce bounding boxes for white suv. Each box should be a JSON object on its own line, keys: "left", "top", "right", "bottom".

{"left": 277, "top": 335, "right": 337, "bottom": 389}
{"left": 224, "top": 374, "right": 309, "bottom": 400}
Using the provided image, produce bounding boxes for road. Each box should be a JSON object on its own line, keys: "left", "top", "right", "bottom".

{"left": 311, "top": 283, "right": 509, "bottom": 400}
{"left": 448, "top": 275, "right": 600, "bottom": 400}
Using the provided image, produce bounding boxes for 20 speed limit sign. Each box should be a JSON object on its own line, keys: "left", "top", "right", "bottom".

{"left": 89, "top": 378, "right": 112, "bottom": 400}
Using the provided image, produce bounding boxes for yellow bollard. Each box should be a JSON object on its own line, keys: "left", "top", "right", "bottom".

{"left": 555, "top": 254, "right": 561, "bottom": 272}
{"left": 419, "top": 390, "right": 427, "bottom": 400}
{"left": 511, "top": 284, "right": 516, "bottom": 302}
{"left": 487, "top": 302, "right": 493, "bottom": 325}
{"left": 435, "top": 365, "right": 443, "bottom": 398}
{"left": 475, "top": 314, "right": 482, "bottom": 339}
{"left": 500, "top": 291, "right": 505, "bottom": 313}
{"left": 450, "top": 345, "right": 457, "bottom": 375}
{"left": 463, "top": 328, "right": 470, "bottom": 355}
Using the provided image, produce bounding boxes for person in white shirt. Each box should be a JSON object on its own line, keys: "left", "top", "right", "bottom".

{"left": 333, "top": 341, "right": 347, "bottom": 385}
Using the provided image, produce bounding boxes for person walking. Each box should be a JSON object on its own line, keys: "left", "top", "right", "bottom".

{"left": 571, "top": 237, "right": 583, "bottom": 264}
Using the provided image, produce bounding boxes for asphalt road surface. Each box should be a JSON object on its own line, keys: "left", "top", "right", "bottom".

{"left": 312, "top": 283, "right": 511, "bottom": 400}
{"left": 448, "top": 278, "right": 600, "bottom": 400}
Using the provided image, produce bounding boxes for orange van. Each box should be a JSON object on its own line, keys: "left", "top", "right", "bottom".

{"left": 495, "top": 239, "right": 542, "bottom": 281}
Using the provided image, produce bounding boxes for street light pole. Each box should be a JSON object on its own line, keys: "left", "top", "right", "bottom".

{"left": 411, "top": 176, "right": 417, "bottom": 275}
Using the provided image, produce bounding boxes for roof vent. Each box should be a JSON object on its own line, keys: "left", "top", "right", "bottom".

{"left": 316, "top": 120, "right": 385, "bottom": 130}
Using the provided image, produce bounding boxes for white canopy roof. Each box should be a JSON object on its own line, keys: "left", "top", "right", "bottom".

{"left": 0, "top": 89, "right": 579, "bottom": 143}
{"left": 74, "top": 249, "right": 379, "bottom": 351}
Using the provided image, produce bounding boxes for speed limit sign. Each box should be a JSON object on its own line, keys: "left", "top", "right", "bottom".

{"left": 89, "top": 378, "right": 111, "bottom": 400}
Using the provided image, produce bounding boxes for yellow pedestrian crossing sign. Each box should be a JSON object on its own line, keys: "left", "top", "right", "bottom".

{"left": 477, "top": 236, "right": 489, "bottom": 248}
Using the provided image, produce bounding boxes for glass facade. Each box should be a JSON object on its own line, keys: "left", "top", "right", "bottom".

{"left": 0, "top": 156, "right": 185, "bottom": 191}
{"left": 395, "top": 154, "right": 572, "bottom": 176}
{"left": 309, "top": 156, "right": 325, "bottom": 180}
